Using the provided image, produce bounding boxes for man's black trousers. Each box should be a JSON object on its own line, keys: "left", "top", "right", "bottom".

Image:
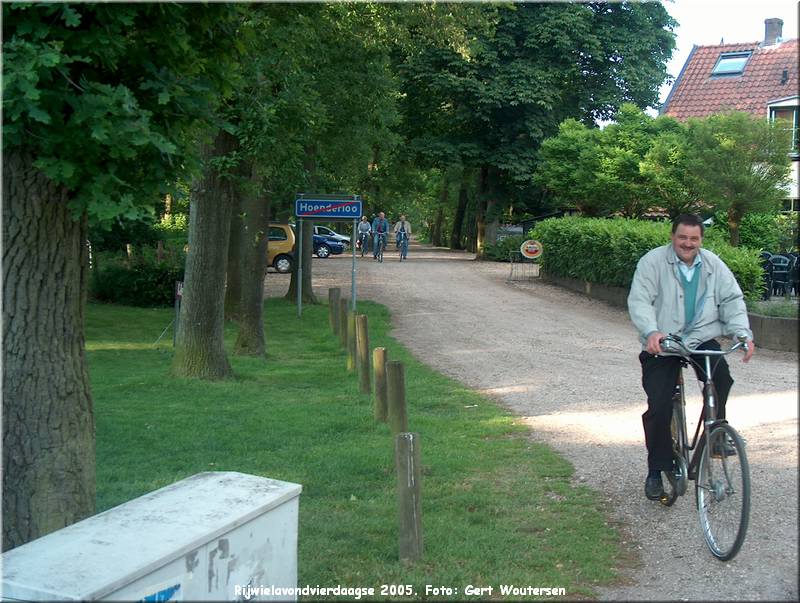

{"left": 639, "top": 339, "right": 734, "bottom": 473}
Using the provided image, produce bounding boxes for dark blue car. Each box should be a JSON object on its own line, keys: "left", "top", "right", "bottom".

{"left": 313, "top": 233, "right": 345, "bottom": 258}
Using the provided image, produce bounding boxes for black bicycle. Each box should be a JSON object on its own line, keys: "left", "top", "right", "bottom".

{"left": 374, "top": 232, "right": 387, "bottom": 263}
{"left": 658, "top": 334, "right": 751, "bottom": 561}
{"left": 397, "top": 230, "right": 409, "bottom": 261}
{"left": 358, "top": 231, "right": 370, "bottom": 257}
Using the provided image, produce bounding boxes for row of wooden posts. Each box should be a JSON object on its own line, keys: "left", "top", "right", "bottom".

{"left": 327, "top": 287, "right": 423, "bottom": 562}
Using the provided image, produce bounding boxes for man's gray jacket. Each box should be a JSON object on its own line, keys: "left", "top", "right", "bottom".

{"left": 627, "top": 244, "right": 752, "bottom": 350}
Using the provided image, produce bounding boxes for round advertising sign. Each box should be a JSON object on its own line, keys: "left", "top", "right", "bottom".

{"left": 520, "top": 239, "right": 543, "bottom": 259}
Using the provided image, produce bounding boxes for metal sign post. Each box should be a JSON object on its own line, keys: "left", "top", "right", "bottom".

{"left": 297, "top": 218, "right": 303, "bottom": 318}
{"left": 350, "top": 218, "right": 358, "bottom": 312}
{"left": 294, "top": 194, "right": 363, "bottom": 318}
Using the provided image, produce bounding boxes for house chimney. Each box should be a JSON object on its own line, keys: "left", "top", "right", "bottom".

{"left": 764, "top": 18, "right": 783, "bottom": 45}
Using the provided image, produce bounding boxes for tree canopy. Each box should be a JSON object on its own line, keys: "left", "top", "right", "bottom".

{"left": 535, "top": 105, "right": 792, "bottom": 244}
{"left": 2, "top": 1, "right": 682, "bottom": 549}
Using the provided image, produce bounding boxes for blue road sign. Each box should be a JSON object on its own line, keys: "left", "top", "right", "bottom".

{"left": 295, "top": 196, "right": 362, "bottom": 219}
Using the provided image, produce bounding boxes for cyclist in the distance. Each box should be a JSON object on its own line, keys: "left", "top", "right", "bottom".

{"left": 627, "top": 213, "right": 754, "bottom": 502}
{"left": 357, "top": 215, "right": 371, "bottom": 254}
{"left": 393, "top": 215, "right": 411, "bottom": 259}
{"left": 372, "top": 211, "right": 389, "bottom": 260}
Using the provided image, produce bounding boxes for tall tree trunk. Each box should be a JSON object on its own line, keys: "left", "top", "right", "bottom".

{"left": 485, "top": 199, "right": 499, "bottom": 248}
{"left": 475, "top": 166, "right": 489, "bottom": 258}
{"left": 285, "top": 219, "right": 318, "bottom": 304}
{"left": 286, "top": 145, "right": 319, "bottom": 304}
{"left": 727, "top": 206, "right": 741, "bottom": 247}
{"left": 450, "top": 179, "right": 469, "bottom": 250}
{"left": 431, "top": 176, "right": 448, "bottom": 247}
{"left": 171, "top": 130, "right": 237, "bottom": 379}
{"left": 2, "top": 151, "right": 95, "bottom": 551}
{"left": 233, "top": 169, "right": 271, "bottom": 357}
{"left": 224, "top": 192, "right": 244, "bottom": 322}
{"left": 431, "top": 206, "right": 445, "bottom": 247}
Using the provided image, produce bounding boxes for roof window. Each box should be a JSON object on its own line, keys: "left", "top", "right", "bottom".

{"left": 711, "top": 51, "right": 752, "bottom": 76}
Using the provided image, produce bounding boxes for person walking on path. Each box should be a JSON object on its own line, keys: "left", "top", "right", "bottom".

{"left": 627, "top": 213, "right": 754, "bottom": 502}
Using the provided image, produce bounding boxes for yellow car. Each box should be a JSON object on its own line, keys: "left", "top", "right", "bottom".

{"left": 267, "top": 223, "right": 295, "bottom": 273}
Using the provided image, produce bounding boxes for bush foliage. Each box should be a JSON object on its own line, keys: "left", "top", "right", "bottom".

{"left": 531, "top": 217, "right": 763, "bottom": 301}
{"left": 91, "top": 246, "right": 186, "bottom": 307}
{"left": 483, "top": 235, "right": 527, "bottom": 262}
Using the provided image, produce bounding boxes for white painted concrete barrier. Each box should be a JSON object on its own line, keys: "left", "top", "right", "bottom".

{"left": 1, "top": 472, "right": 302, "bottom": 601}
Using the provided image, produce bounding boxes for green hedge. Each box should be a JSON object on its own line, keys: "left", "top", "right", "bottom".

{"left": 483, "top": 235, "right": 527, "bottom": 262}
{"left": 91, "top": 247, "right": 185, "bottom": 307}
{"left": 530, "top": 217, "right": 763, "bottom": 301}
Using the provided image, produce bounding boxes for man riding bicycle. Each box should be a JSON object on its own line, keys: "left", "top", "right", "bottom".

{"left": 357, "top": 215, "right": 371, "bottom": 253}
{"left": 372, "top": 211, "right": 389, "bottom": 260}
{"left": 627, "top": 213, "right": 754, "bottom": 502}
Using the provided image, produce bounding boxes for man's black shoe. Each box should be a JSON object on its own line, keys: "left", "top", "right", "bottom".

{"left": 645, "top": 475, "right": 664, "bottom": 501}
{"left": 711, "top": 438, "right": 737, "bottom": 458}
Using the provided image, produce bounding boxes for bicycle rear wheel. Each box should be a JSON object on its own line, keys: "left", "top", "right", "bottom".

{"left": 695, "top": 423, "right": 750, "bottom": 561}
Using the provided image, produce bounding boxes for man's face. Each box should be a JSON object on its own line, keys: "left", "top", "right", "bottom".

{"left": 379, "top": 212, "right": 385, "bottom": 219}
{"left": 400, "top": 215, "right": 405, "bottom": 221}
{"left": 671, "top": 224, "right": 703, "bottom": 265}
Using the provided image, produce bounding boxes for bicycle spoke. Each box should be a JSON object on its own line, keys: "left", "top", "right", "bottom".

{"left": 695, "top": 424, "right": 750, "bottom": 561}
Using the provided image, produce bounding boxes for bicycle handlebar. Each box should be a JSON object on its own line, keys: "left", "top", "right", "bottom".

{"left": 658, "top": 334, "right": 748, "bottom": 358}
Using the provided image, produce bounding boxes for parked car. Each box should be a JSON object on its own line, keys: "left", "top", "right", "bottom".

{"left": 313, "top": 233, "right": 346, "bottom": 258}
{"left": 313, "top": 225, "right": 350, "bottom": 246}
{"left": 266, "top": 223, "right": 346, "bottom": 271}
{"left": 267, "top": 223, "right": 295, "bottom": 273}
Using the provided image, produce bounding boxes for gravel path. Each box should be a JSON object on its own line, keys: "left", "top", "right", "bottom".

{"left": 265, "top": 241, "right": 799, "bottom": 601}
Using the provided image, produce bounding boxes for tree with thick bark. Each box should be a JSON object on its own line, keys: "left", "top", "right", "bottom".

{"left": 1, "top": 4, "right": 241, "bottom": 549}
{"left": 171, "top": 130, "right": 238, "bottom": 378}
{"left": 2, "top": 152, "right": 95, "bottom": 551}
{"left": 232, "top": 170, "right": 271, "bottom": 357}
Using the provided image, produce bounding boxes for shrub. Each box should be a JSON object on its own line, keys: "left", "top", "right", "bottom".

{"left": 708, "top": 211, "right": 785, "bottom": 251}
{"left": 91, "top": 245, "right": 185, "bottom": 307}
{"left": 152, "top": 213, "right": 189, "bottom": 246}
{"left": 89, "top": 217, "right": 160, "bottom": 252}
{"left": 483, "top": 235, "right": 527, "bottom": 262}
{"left": 531, "top": 217, "right": 763, "bottom": 301}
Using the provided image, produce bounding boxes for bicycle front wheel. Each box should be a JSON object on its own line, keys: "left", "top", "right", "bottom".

{"left": 695, "top": 423, "right": 750, "bottom": 561}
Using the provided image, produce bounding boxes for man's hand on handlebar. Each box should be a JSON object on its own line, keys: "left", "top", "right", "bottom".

{"left": 646, "top": 331, "right": 666, "bottom": 355}
{"left": 742, "top": 338, "right": 755, "bottom": 363}
{"left": 650, "top": 331, "right": 755, "bottom": 362}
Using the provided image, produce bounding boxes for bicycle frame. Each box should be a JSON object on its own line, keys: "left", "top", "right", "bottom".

{"left": 397, "top": 232, "right": 409, "bottom": 259}
{"left": 673, "top": 353, "right": 723, "bottom": 483}
{"left": 358, "top": 232, "right": 370, "bottom": 255}
{"left": 374, "top": 232, "right": 387, "bottom": 260}
{"left": 661, "top": 334, "right": 751, "bottom": 561}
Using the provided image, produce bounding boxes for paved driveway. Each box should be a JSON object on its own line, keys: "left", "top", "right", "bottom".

{"left": 265, "top": 242, "right": 799, "bottom": 600}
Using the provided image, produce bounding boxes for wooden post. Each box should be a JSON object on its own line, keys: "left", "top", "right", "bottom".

{"left": 373, "top": 347, "right": 388, "bottom": 422}
{"left": 156, "top": 239, "right": 164, "bottom": 263}
{"left": 356, "top": 315, "right": 371, "bottom": 394}
{"left": 387, "top": 361, "right": 408, "bottom": 435}
{"left": 339, "top": 298, "right": 349, "bottom": 348}
{"left": 347, "top": 311, "right": 357, "bottom": 372}
{"left": 328, "top": 287, "right": 341, "bottom": 335}
{"left": 395, "top": 432, "right": 423, "bottom": 562}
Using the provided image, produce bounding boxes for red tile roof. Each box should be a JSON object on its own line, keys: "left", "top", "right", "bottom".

{"left": 662, "top": 39, "right": 799, "bottom": 120}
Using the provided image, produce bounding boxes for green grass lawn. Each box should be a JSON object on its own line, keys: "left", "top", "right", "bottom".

{"left": 88, "top": 298, "right": 623, "bottom": 600}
